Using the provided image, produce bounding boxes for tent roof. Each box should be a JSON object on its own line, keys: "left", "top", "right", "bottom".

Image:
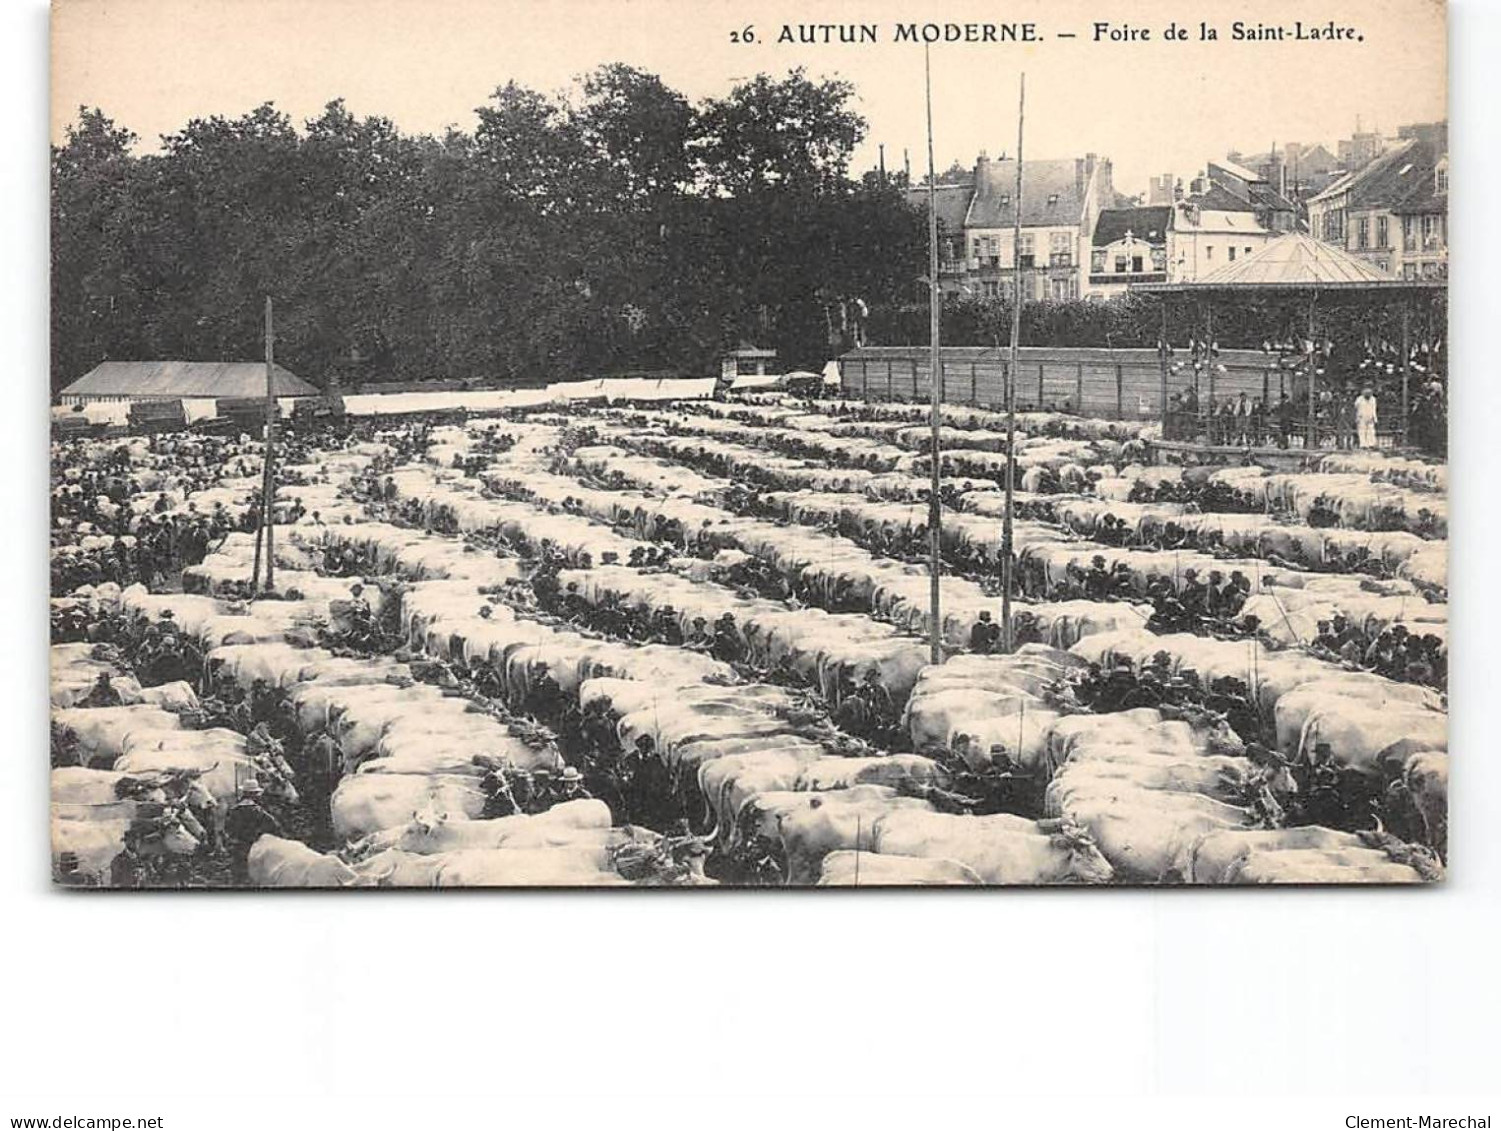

{"left": 1134, "top": 232, "right": 1444, "bottom": 293}
{"left": 60, "top": 361, "right": 319, "bottom": 399}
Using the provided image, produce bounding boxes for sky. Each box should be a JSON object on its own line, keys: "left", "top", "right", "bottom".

{"left": 51, "top": 0, "right": 1448, "bottom": 198}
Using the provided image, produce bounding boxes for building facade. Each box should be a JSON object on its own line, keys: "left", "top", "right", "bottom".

{"left": 907, "top": 151, "right": 1117, "bottom": 302}
{"left": 1086, "top": 206, "right": 1171, "bottom": 297}
{"left": 1168, "top": 201, "right": 1278, "bottom": 282}
{"left": 1306, "top": 138, "right": 1447, "bottom": 278}
{"left": 1081, "top": 198, "right": 1276, "bottom": 296}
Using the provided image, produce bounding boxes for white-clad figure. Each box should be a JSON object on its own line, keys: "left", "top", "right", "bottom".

{"left": 1354, "top": 386, "right": 1379, "bottom": 449}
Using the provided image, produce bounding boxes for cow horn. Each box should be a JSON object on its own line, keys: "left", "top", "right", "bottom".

{"left": 364, "top": 863, "right": 398, "bottom": 886}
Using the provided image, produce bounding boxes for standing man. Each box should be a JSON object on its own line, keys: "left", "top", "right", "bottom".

{"left": 223, "top": 780, "right": 283, "bottom": 885}
{"left": 304, "top": 727, "right": 343, "bottom": 845}
{"left": 1354, "top": 386, "right": 1380, "bottom": 449}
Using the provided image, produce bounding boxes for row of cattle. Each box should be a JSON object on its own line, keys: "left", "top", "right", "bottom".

{"left": 51, "top": 403, "right": 1447, "bottom": 884}
{"left": 664, "top": 400, "right": 1448, "bottom": 543}
{"left": 557, "top": 425, "right": 1445, "bottom": 671}
{"left": 594, "top": 407, "right": 1448, "bottom": 577}
{"left": 435, "top": 416, "right": 1446, "bottom": 775}
{"left": 381, "top": 411, "right": 1446, "bottom": 877}
{"left": 47, "top": 440, "right": 664, "bottom": 885}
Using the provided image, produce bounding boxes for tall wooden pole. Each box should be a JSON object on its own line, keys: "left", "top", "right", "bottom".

{"left": 261, "top": 296, "right": 277, "bottom": 592}
{"left": 1205, "top": 304, "right": 1216, "bottom": 427}
{"left": 924, "top": 45, "right": 943, "bottom": 665}
{"left": 1000, "top": 72, "right": 1025, "bottom": 653}
{"left": 1306, "top": 296, "right": 1318, "bottom": 450}
{"left": 1400, "top": 301, "right": 1411, "bottom": 445}
{"left": 1158, "top": 300, "right": 1170, "bottom": 432}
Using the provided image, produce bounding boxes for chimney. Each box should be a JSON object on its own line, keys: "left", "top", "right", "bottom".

{"left": 1075, "top": 158, "right": 1085, "bottom": 197}
{"left": 975, "top": 149, "right": 992, "bottom": 197}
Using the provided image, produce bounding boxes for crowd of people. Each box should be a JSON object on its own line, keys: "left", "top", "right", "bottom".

{"left": 1309, "top": 615, "right": 1447, "bottom": 687}
{"left": 1163, "top": 382, "right": 1432, "bottom": 453}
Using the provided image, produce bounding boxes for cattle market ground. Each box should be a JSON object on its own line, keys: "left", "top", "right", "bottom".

{"left": 48, "top": 393, "right": 1449, "bottom": 887}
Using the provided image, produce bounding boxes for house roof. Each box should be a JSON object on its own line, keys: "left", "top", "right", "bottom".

{"left": 1248, "top": 182, "right": 1297, "bottom": 213}
{"left": 1308, "top": 139, "right": 1429, "bottom": 207}
{"left": 1093, "top": 206, "right": 1171, "bottom": 247}
{"left": 60, "top": 361, "right": 319, "bottom": 399}
{"left": 965, "top": 158, "right": 1090, "bottom": 228}
{"left": 1213, "top": 158, "right": 1263, "bottom": 184}
{"left": 1292, "top": 144, "right": 1339, "bottom": 171}
{"left": 1391, "top": 160, "right": 1447, "bottom": 215}
{"left": 904, "top": 182, "right": 975, "bottom": 231}
{"left": 1350, "top": 141, "right": 1435, "bottom": 210}
{"left": 1186, "top": 184, "right": 1257, "bottom": 213}
{"left": 1174, "top": 201, "right": 1269, "bottom": 235}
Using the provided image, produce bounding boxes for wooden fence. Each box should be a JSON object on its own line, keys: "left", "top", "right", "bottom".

{"left": 838, "top": 345, "right": 1285, "bottom": 420}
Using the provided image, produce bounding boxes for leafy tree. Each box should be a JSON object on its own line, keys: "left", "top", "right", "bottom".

{"left": 49, "top": 67, "right": 928, "bottom": 389}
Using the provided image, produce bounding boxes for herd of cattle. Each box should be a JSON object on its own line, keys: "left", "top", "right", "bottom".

{"left": 49, "top": 393, "right": 1449, "bottom": 886}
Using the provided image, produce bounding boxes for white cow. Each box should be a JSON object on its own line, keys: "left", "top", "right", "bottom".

{"left": 247, "top": 835, "right": 360, "bottom": 887}
{"left": 330, "top": 773, "right": 488, "bottom": 841}
{"left": 349, "top": 799, "right": 615, "bottom": 856}
{"left": 817, "top": 850, "right": 982, "bottom": 886}
{"left": 871, "top": 810, "right": 1115, "bottom": 885}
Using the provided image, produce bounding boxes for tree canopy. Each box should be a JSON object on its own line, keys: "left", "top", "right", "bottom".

{"left": 51, "top": 67, "right": 924, "bottom": 393}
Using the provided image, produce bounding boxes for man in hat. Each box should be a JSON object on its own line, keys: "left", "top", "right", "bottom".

{"left": 1086, "top": 552, "right": 1122, "bottom": 603}
{"left": 1303, "top": 740, "right": 1346, "bottom": 825}
{"left": 249, "top": 677, "right": 278, "bottom": 726}
{"left": 832, "top": 672, "right": 870, "bottom": 738}
{"left": 1204, "top": 569, "right": 1227, "bottom": 619}
{"left": 968, "top": 611, "right": 996, "bottom": 655}
{"left": 857, "top": 668, "right": 897, "bottom": 741}
{"left": 685, "top": 615, "right": 712, "bottom": 651}
{"left": 347, "top": 582, "right": 374, "bottom": 642}
{"left": 141, "top": 630, "right": 190, "bottom": 687}
{"left": 708, "top": 612, "right": 744, "bottom": 666}
{"left": 652, "top": 604, "right": 683, "bottom": 646}
{"left": 1354, "top": 386, "right": 1379, "bottom": 449}
{"left": 1226, "top": 570, "right": 1251, "bottom": 615}
{"left": 109, "top": 831, "right": 151, "bottom": 889}
{"left": 1179, "top": 568, "right": 1207, "bottom": 621}
{"left": 523, "top": 660, "right": 563, "bottom": 721}
{"left": 298, "top": 723, "right": 337, "bottom": 841}
{"left": 556, "top": 765, "right": 592, "bottom": 802}
{"left": 55, "top": 850, "right": 93, "bottom": 887}
{"left": 579, "top": 694, "right": 618, "bottom": 759}
{"left": 223, "top": 780, "right": 283, "bottom": 884}
{"left": 80, "top": 670, "right": 123, "bottom": 709}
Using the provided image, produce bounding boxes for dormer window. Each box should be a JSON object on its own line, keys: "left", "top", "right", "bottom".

{"left": 1435, "top": 158, "right": 1449, "bottom": 195}
{"left": 999, "top": 193, "right": 1011, "bottom": 207}
{"left": 1047, "top": 193, "right": 1060, "bottom": 206}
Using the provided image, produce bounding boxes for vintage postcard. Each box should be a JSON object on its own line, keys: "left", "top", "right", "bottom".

{"left": 49, "top": 0, "right": 1447, "bottom": 887}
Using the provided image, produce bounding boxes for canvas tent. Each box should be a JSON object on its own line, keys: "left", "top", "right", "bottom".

{"left": 58, "top": 361, "right": 319, "bottom": 404}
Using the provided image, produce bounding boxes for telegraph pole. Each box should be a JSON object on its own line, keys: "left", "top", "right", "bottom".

{"left": 259, "top": 297, "right": 277, "bottom": 592}
{"left": 924, "top": 44, "right": 944, "bottom": 665}
{"left": 1000, "top": 73, "right": 1026, "bottom": 652}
